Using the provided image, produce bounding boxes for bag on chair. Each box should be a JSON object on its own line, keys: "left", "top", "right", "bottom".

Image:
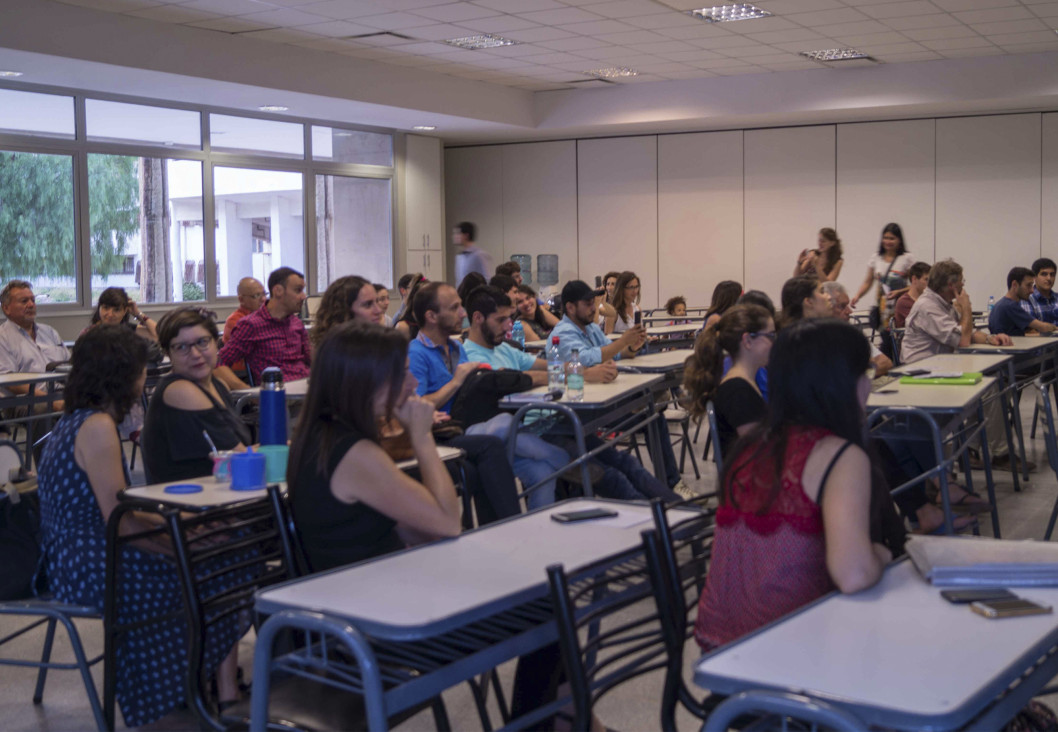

{"left": 449, "top": 368, "right": 533, "bottom": 427}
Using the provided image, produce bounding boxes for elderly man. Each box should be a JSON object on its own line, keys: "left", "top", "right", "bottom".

{"left": 0, "top": 280, "right": 69, "bottom": 395}
{"left": 215, "top": 267, "right": 309, "bottom": 388}
{"left": 822, "top": 281, "right": 892, "bottom": 376}
{"left": 224, "top": 277, "right": 266, "bottom": 338}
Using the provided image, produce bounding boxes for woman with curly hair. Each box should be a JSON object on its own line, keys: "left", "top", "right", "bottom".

{"left": 311, "top": 275, "right": 383, "bottom": 349}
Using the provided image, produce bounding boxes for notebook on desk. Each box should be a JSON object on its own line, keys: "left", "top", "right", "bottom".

{"left": 899, "top": 371, "right": 983, "bottom": 386}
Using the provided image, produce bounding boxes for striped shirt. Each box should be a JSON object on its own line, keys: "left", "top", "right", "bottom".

{"left": 1020, "top": 287, "right": 1058, "bottom": 325}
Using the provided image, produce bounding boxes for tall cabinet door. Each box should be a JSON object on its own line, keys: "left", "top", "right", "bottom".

{"left": 405, "top": 134, "right": 444, "bottom": 278}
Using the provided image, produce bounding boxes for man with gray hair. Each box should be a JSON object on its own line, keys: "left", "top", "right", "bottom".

{"left": 0, "top": 280, "right": 69, "bottom": 395}
{"left": 822, "top": 280, "right": 892, "bottom": 376}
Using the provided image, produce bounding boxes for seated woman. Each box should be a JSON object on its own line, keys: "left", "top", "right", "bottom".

{"left": 778, "top": 275, "right": 832, "bottom": 328}
{"left": 287, "top": 320, "right": 460, "bottom": 572}
{"left": 604, "top": 270, "right": 641, "bottom": 335}
{"left": 704, "top": 280, "right": 742, "bottom": 330}
{"left": 311, "top": 275, "right": 383, "bottom": 351}
{"left": 695, "top": 319, "right": 897, "bottom": 651}
{"left": 513, "top": 284, "right": 558, "bottom": 340}
{"left": 38, "top": 325, "right": 246, "bottom": 726}
{"left": 142, "top": 308, "right": 250, "bottom": 483}
{"left": 395, "top": 275, "right": 430, "bottom": 339}
{"left": 684, "top": 305, "right": 773, "bottom": 459}
{"left": 85, "top": 286, "right": 159, "bottom": 343}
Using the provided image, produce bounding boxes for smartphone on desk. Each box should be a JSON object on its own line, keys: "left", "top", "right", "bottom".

{"left": 971, "top": 597, "right": 1052, "bottom": 619}
{"left": 551, "top": 508, "right": 619, "bottom": 523}
{"left": 941, "top": 588, "right": 1016, "bottom": 604}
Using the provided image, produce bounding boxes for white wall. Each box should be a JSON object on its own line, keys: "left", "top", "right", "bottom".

{"left": 445, "top": 111, "right": 1058, "bottom": 311}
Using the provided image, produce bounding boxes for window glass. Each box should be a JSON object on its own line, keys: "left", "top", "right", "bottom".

{"left": 0, "top": 89, "right": 74, "bottom": 138}
{"left": 210, "top": 114, "right": 303, "bottom": 158}
{"left": 88, "top": 155, "right": 204, "bottom": 304}
{"left": 312, "top": 127, "right": 392, "bottom": 166}
{"left": 86, "top": 100, "right": 201, "bottom": 149}
{"left": 315, "top": 175, "right": 392, "bottom": 291}
{"left": 0, "top": 151, "right": 77, "bottom": 301}
{"left": 213, "top": 166, "right": 304, "bottom": 297}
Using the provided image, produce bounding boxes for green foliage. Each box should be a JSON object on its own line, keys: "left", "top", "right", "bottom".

{"left": 183, "top": 281, "right": 204, "bottom": 301}
{"left": 0, "top": 151, "right": 140, "bottom": 281}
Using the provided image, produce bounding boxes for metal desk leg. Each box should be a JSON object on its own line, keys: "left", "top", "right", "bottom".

{"left": 977, "top": 403, "right": 1001, "bottom": 538}
{"left": 997, "top": 383, "right": 1022, "bottom": 494}
{"left": 644, "top": 391, "right": 667, "bottom": 483}
{"left": 1007, "top": 361, "right": 1030, "bottom": 484}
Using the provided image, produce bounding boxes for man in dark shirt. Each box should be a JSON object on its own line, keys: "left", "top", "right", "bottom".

{"left": 989, "top": 266, "right": 1057, "bottom": 337}
{"left": 892, "top": 262, "right": 931, "bottom": 329}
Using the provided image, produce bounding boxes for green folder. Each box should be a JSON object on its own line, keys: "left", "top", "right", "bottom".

{"left": 899, "top": 372, "right": 983, "bottom": 386}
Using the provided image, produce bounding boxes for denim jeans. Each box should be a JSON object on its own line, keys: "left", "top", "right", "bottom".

{"left": 467, "top": 414, "right": 569, "bottom": 509}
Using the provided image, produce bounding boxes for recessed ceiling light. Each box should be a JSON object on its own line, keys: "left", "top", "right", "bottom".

{"left": 0, "top": 70, "right": 24, "bottom": 78}
{"left": 688, "top": 4, "right": 772, "bottom": 23}
{"left": 800, "top": 48, "right": 871, "bottom": 61}
{"left": 257, "top": 104, "right": 288, "bottom": 112}
{"left": 442, "top": 34, "right": 518, "bottom": 50}
{"left": 584, "top": 67, "right": 639, "bottom": 78}
{"left": 412, "top": 125, "right": 437, "bottom": 131}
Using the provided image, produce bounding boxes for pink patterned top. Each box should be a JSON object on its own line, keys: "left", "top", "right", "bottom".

{"left": 695, "top": 425, "right": 837, "bottom": 651}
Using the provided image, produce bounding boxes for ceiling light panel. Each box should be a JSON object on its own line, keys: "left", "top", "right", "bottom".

{"left": 688, "top": 4, "right": 773, "bottom": 23}
{"left": 442, "top": 33, "right": 519, "bottom": 49}
{"left": 584, "top": 66, "right": 640, "bottom": 77}
{"left": 799, "top": 47, "right": 870, "bottom": 60}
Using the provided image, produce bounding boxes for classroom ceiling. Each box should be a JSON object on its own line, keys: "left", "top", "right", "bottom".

{"left": 53, "top": 0, "right": 1058, "bottom": 91}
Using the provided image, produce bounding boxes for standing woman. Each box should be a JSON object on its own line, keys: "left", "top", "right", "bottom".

{"left": 704, "top": 280, "right": 743, "bottom": 330}
{"left": 87, "top": 286, "right": 159, "bottom": 342}
{"left": 794, "top": 228, "right": 844, "bottom": 282}
{"left": 38, "top": 326, "right": 247, "bottom": 725}
{"left": 684, "top": 305, "right": 774, "bottom": 459}
{"left": 311, "top": 275, "right": 383, "bottom": 350}
{"left": 142, "top": 308, "right": 251, "bottom": 483}
{"left": 604, "top": 271, "right": 641, "bottom": 335}
{"left": 850, "top": 223, "right": 916, "bottom": 318}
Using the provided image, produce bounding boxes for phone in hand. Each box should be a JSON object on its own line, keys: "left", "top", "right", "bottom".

{"left": 971, "top": 597, "right": 1052, "bottom": 618}
{"left": 551, "top": 508, "right": 619, "bottom": 523}
{"left": 634, "top": 311, "right": 642, "bottom": 326}
{"left": 940, "top": 588, "right": 1016, "bottom": 604}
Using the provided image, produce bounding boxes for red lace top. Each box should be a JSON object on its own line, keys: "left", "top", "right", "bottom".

{"left": 695, "top": 425, "right": 837, "bottom": 651}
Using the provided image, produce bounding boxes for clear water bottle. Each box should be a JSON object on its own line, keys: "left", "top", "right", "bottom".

{"left": 547, "top": 336, "right": 565, "bottom": 393}
{"left": 512, "top": 320, "right": 525, "bottom": 348}
{"left": 566, "top": 348, "right": 584, "bottom": 402}
{"left": 988, "top": 295, "right": 996, "bottom": 315}
{"left": 258, "top": 367, "right": 288, "bottom": 445}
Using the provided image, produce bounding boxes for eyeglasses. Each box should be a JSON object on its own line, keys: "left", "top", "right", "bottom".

{"left": 750, "top": 331, "right": 777, "bottom": 342}
{"left": 625, "top": 284, "right": 641, "bottom": 290}
{"left": 170, "top": 336, "right": 215, "bottom": 356}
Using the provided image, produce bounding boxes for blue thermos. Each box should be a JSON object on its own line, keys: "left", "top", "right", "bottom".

{"left": 259, "top": 367, "right": 287, "bottom": 445}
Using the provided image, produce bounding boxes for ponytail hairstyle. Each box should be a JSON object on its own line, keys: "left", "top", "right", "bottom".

{"left": 705, "top": 280, "right": 742, "bottom": 320}
{"left": 818, "top": 228, "right": 843, "bottom": 275}
{"left": 684, "top": 304, "right": 772, "bottom": 420}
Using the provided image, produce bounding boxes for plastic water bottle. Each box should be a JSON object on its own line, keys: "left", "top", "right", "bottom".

{"left": 566, "top": 348, "right": 584, "bottom": 402}
{"left": 547, "top": 336, "right": 565, "bottom": 393}
{"left": 512, "top": 320, "right": 525, "bottom": 348}
{"left": 988, "top": 295, "right": 996, "bottom": 315}
{"left": 259, "top": 367, "right": 288, "bottom": 445}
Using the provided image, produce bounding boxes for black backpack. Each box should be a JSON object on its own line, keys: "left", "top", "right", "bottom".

{"left": 449, "top": 368, "right": 533, "bottom": 426}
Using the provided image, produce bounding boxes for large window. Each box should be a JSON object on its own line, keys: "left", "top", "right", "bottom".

{"left": 88, "top": 155, "right": 204, "bottom": 304}
{"left": 213, "top": 167, "right": 304, "bottom": 298}
{"left": 0, "top": 89, "right": 74, "bottom": 139}
{"left": 0, "top": 151, "right": 77, "bottom": 302}
{"left": 312, "top": 127, "right": 393, "bottom": 166}
{"left": 316, "top": 175, "right": 392, "bottom": 290}
{"left": 86, "top": 100, "right": 200, "bottom": 149}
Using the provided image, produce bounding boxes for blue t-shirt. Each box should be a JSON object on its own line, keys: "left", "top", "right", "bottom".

{"left": 464, "top": 340, "right": 537, "bottom": 371}
{"left": 548, "top": 315, "right": 618, "bottom": 367}
{"left": 408, "top": 333, "right": 468, "bottom": 413}
{"left": 989, "top": 295, "right": 1034, "bottom": 336}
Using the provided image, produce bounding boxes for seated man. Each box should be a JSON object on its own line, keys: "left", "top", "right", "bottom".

{"left": 215, "top": 266, "right": 310, "bottom": 388}
{"left": 495, "top": 260, "right": 523, "bottom": 286}
{"left": 223, "top": 276, "right": 265, "bottom": 374}
{"left": 823, "top": 281, "right": 892, "bottom": 376}
{"left": 550, "top": 280, "right": 646, "bottom": 366}
{"left": 892, "top": 262, "right": 931, "bottom": 329}
{"left": 463, "top": 286, "right": 681, "bottom": 503}
{"left": 903, "top": 258, "right": 1022, "bottom": 470}
{"left": 407, "top": 281, "right": 522, "bottom": 523}
{"left": 990, "top": 266, "right": 1057, "bottom": 336}
{"left": 1022, "top": 257, "right": 1058, "bottom": 326}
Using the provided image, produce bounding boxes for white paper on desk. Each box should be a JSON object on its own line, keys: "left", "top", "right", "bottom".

{"left": 907, "top": 535, "right": 1058, "bottom": 587}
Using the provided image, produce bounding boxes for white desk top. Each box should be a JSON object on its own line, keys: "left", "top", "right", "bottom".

{"left": 230, "top": 378, "right": 310, "bottom": 399}
{"left": 502, "top": 373, "right": 662, "bottom": 410}
{"left": 959, "top": 335, "right": 1058, "bottom": 354}
{"left": 121, "top": 476, "right": 278, "bottom": 509}
{"left": 907, "top": 353, "right": 1013, "bottom": 374}
{"left": 618, "top": 349, "right": 692, "bottom": 373}
{"left": 694, "top": 560, "right": 1058, "bottom": 725}
{"left": 0, "top": 372, "right": 66, "bottom": 388}
{"left": 867, "top": 375, "right": 996, "bottom": 413}
{"left": 256, "top": 498, "right": 689, "bottom": 638}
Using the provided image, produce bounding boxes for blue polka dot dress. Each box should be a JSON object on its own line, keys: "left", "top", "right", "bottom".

{"left": 38, "top": 408, "right": 248, "bottom": 728}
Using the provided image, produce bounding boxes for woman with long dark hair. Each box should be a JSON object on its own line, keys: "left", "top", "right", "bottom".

{"left": 704, "top": 280, "right": 742, "bottom": 329}
{"left": 695, "top": 319, "right": 894, "bottom": 651}
{"left": 604, "top": 270, "right": 641, "bottom": 335}
{"left": 794, "top": 227, "right": 844, "bottom": 281}
{"left": 778, "top": 275, "right": 832, "bottom": 329}
{"left": 395, "top": 274, "right": 430, "bottom": 338}
{"left": 513, "top": 284, "right": 558, "bottom": 340}
{"left": 287, "top": 321, "right": 460, "bottom": 571}
{"left": 851, "top": 222, "right": 916, "bottom": 310}
{"left": 88, "top": 286, "right": 158, "bottom": 342}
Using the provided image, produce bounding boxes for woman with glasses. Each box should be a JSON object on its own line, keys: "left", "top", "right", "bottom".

{"left": 684, "top": 304, "right": 774, "bottom": 459}
{"left": 142, "top": 307, "right": 250, "bottom": 483}
{"left": 604, "top": 270, "right": 642, "bottom": 335}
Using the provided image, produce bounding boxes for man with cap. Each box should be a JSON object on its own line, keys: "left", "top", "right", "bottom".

{"left": 549, "top": 280, "right": 647, "bottom": 365}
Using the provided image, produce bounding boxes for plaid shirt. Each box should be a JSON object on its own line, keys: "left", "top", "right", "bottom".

{"left": 217, "top": 304, "right": 310, "bottom": 383}
{"left": 1021, "top": 287, "right": 1058, "bottom": 325}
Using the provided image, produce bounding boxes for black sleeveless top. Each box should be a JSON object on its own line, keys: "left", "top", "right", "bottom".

{"left": 142, "top": 374, "right": 251, "bottom": 483}
{"left": 290, "top": 425, "right": 403, "bottom": 572}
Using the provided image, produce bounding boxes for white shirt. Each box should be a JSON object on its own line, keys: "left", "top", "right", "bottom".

{"left": 0, "top": 318, "right": 69, "bottom": 395}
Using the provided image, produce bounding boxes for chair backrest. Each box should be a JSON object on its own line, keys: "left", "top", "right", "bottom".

{"left": 703, "top": 691, "right": 868, "bottom": 732}
{"left": 706, "top": 401, "right": 723, "bottom": 475}
{"left": 546, "top": 542, "right": 666, "bottom": 732}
